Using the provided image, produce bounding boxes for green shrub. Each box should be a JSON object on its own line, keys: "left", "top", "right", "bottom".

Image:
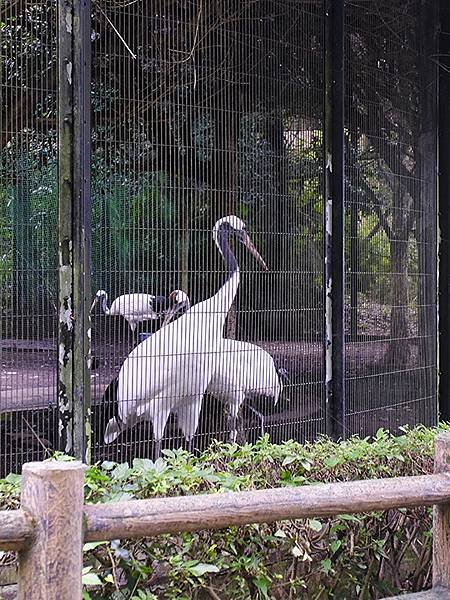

{"left": 0, "top": 424, "right": 448, "bottom": 599}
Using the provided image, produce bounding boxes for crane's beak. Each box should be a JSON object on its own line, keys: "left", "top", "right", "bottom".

{"left": 89, "top": 296, "right": 98, "bottom": 313}
{"left": 161, "top": 300, "right": 190, "bottom": 327}
{"left": 239, "top": 231, "right": 268, "bottom": 271}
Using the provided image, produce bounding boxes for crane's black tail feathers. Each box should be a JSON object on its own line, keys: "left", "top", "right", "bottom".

{"left": 102, "top": 377, "right": 122, "bottom": 444}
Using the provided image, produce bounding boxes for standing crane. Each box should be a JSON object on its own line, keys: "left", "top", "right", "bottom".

{"left": 103, "top": 216, "right": 267, "bottom": 456}
{"left": 90, "top": 290, "right": 168, "bottom": 333}
{"left": 163, "top": 290, "right": 283, "bottom": 442}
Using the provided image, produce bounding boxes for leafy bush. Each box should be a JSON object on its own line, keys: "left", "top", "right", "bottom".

{"left": 0, "top": 425, "right": 447, "bottom": 599}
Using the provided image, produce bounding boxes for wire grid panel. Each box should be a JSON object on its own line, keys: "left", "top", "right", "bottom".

{"left": 0, "top": 0, "right": 58, "bottom": 475}
{"left": 343, "top": 0, "right": 438, "bottom": 436}
{"left": 0, "top": 0, "right": 440, "bottom": 472}
{"left": 89, "top": 0, "right": 326, "bottom": 462}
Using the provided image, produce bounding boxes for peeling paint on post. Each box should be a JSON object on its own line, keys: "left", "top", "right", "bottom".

{"left": 324, "top": 0, "right": 345, "bottom": 440}
{"left": 325, "top": 195, "right": 332, "bottom": 407}
{"left": 58, "top": 0, "right": 92, "bottom": 461}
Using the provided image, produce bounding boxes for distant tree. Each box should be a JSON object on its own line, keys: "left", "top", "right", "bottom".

{"left": 345, "top": 0, "right": 436, "bottom": 367}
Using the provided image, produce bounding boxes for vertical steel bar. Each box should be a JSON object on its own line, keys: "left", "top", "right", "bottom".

{"left": 324, "top": 0, "right": 345, "bottom": 440}
{"left": 349, "top": 133, "right": 358, "bottom": 343}
{"left": 439, "top": 0, "right": 450, "bottom": 423}
{"left": 350, "top": 200, "right": 357, "bottom": 343}
{"left": 417, "top": 0, "right": 438, "bottom": 426}
{"left": 58, "top": 0, "right": 92, "bottom": 461}
{"left": 439, "top": 0, "right": 450, "bottom": 422}
{"left": 324, "top": 0, "right": 333, "bottom": 439}
{"left": 73, "top": 0, "right": 92, "bottom": 462}
{"left": 58, "top": 0, "right": 74, "bottom": 455}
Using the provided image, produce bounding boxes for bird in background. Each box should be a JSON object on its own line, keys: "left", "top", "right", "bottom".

{"left": 90, "top": 290, "right": 169, "bottom": 333}
{"left": 163, "top": 290, "right": 283, "bottom": 442}
{"left": 103, "top": 215, "right": 268, "bottom": 457}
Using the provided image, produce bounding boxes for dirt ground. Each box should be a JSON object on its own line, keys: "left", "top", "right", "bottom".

{"left": 0, "top": 336, "right": 436, "bottom": 475}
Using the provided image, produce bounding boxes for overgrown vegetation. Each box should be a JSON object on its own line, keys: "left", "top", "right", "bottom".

{"left": 0, "top": 425, "right": 447, "bottom": 599}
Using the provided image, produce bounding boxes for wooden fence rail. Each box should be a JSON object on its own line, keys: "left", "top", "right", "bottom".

{"left": 84, "top": 472, "right": 450, "bottom": 542}
{"left": 0, "top": 432, "right": 448, "bottom": 599}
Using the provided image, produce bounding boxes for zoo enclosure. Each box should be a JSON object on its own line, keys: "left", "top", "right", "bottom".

{"left": 0, "top": 0, "right": 442, "bottom": 468}
{"left": 1, "top": 432, "right": 450, "bottom": 599}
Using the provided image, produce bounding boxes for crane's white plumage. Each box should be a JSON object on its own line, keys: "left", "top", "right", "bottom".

{"left": 164, "top": 290, "right": 282, "bottom": 442}
{"left": 207, "top": 340, "right": 282, "bottom": 441}
{"left": 104, "top": 216, "right": 267, "bottom": 453}
{"left": 90, "top": 291, "right": 167, "bottom": 332}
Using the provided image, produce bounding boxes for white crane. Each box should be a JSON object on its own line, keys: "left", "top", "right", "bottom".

{"left": 163, "top": 290, "right": 282, "bottom": 442}
{"left": 103, "top": 216, "right": 267, "bottom": 456}
{"left": 90, "top": 290, "right": 168, "bottom": 332}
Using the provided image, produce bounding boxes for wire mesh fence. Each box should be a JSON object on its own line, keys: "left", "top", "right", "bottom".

{"left": 88, "top": 0, "right": 326, "bottom": 462}
{"left": 344, "top": 0, "right": 438, "bottom": 436}
{"left": 0, "top": 0, "right": 439, "bottom": 473}
{"left": 0, "top": 0, "right": 58, "bottom": 474}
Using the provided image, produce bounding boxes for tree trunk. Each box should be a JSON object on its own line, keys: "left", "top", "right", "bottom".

{"left": 385, "top": 235, "right": 410, "bottom": 369}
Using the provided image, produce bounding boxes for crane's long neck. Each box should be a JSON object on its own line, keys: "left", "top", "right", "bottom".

{"left": 100, "top": 293, "right": 111, "bottom": 315}
{"left": 217, "top": 231, "right": 239, "bottom": 276}
{"left": 215, "top": 228, "right": 241, "bottom": 278}
{"left": 212, "top": 229, "right": 240, "bottom": 313}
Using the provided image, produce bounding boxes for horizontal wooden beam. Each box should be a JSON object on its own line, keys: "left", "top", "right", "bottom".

{"left": 0, "top": 510, "right": 35, "bottom": 551}
{"left": 381, "top": 588, "right": 450, "bottom": 600}
{"left": 84, "top": 472, "right": 450, "bottom": 542}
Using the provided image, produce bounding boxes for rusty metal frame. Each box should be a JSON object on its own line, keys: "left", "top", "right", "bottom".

{"left": 324, "top": 0, "right": 345, "bottom": 440}
{"left": 57, "top": 0, "right": 92, "bottom": 461}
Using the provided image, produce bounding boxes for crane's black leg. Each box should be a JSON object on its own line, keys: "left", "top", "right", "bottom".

{"left": 227, "top": 401, "right": 241, "bottom": 443}
{"left": 153, "top": 438, "right": 162, "bottom": 460}
{"left": 228, "top": 414, "right": 238, "bottom": 443}
{"left": 246, "top": 404, "right": 266, "bottom": 437}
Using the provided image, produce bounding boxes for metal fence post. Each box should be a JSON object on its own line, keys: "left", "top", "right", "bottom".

{"left": 17, "top": 461, "right": 85, "bottom": 600}
{"left": 439, "top": 1, "right": 450, "bottom": 423}
{"left": 57, "top": 0, "right": 92, "bottom": 461}
{"left": 416, "top": 0, "right": 438, "bottom": 427}
{"left": 324, "top": 0, "right": 345, "bottom": 440}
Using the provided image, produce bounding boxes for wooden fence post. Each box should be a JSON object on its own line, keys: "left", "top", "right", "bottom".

{"left": 433, "top": 431, "right": 450, "bottom": 589}
{"left": 17, "top": 461, "right": 85, "bottom": 600}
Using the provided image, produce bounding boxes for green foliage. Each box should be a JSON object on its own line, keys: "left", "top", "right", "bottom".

{"left": 0, "top": 115, "right": 422, "bottom": 338}
{"left": 292, "top": 132, "right": 323, "bottom": 287}
{"left": 0, "top": 424, "right": 448, "bottom": 599}
{"left": 0, "top": 154, "right": 57, "bottom": 320}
